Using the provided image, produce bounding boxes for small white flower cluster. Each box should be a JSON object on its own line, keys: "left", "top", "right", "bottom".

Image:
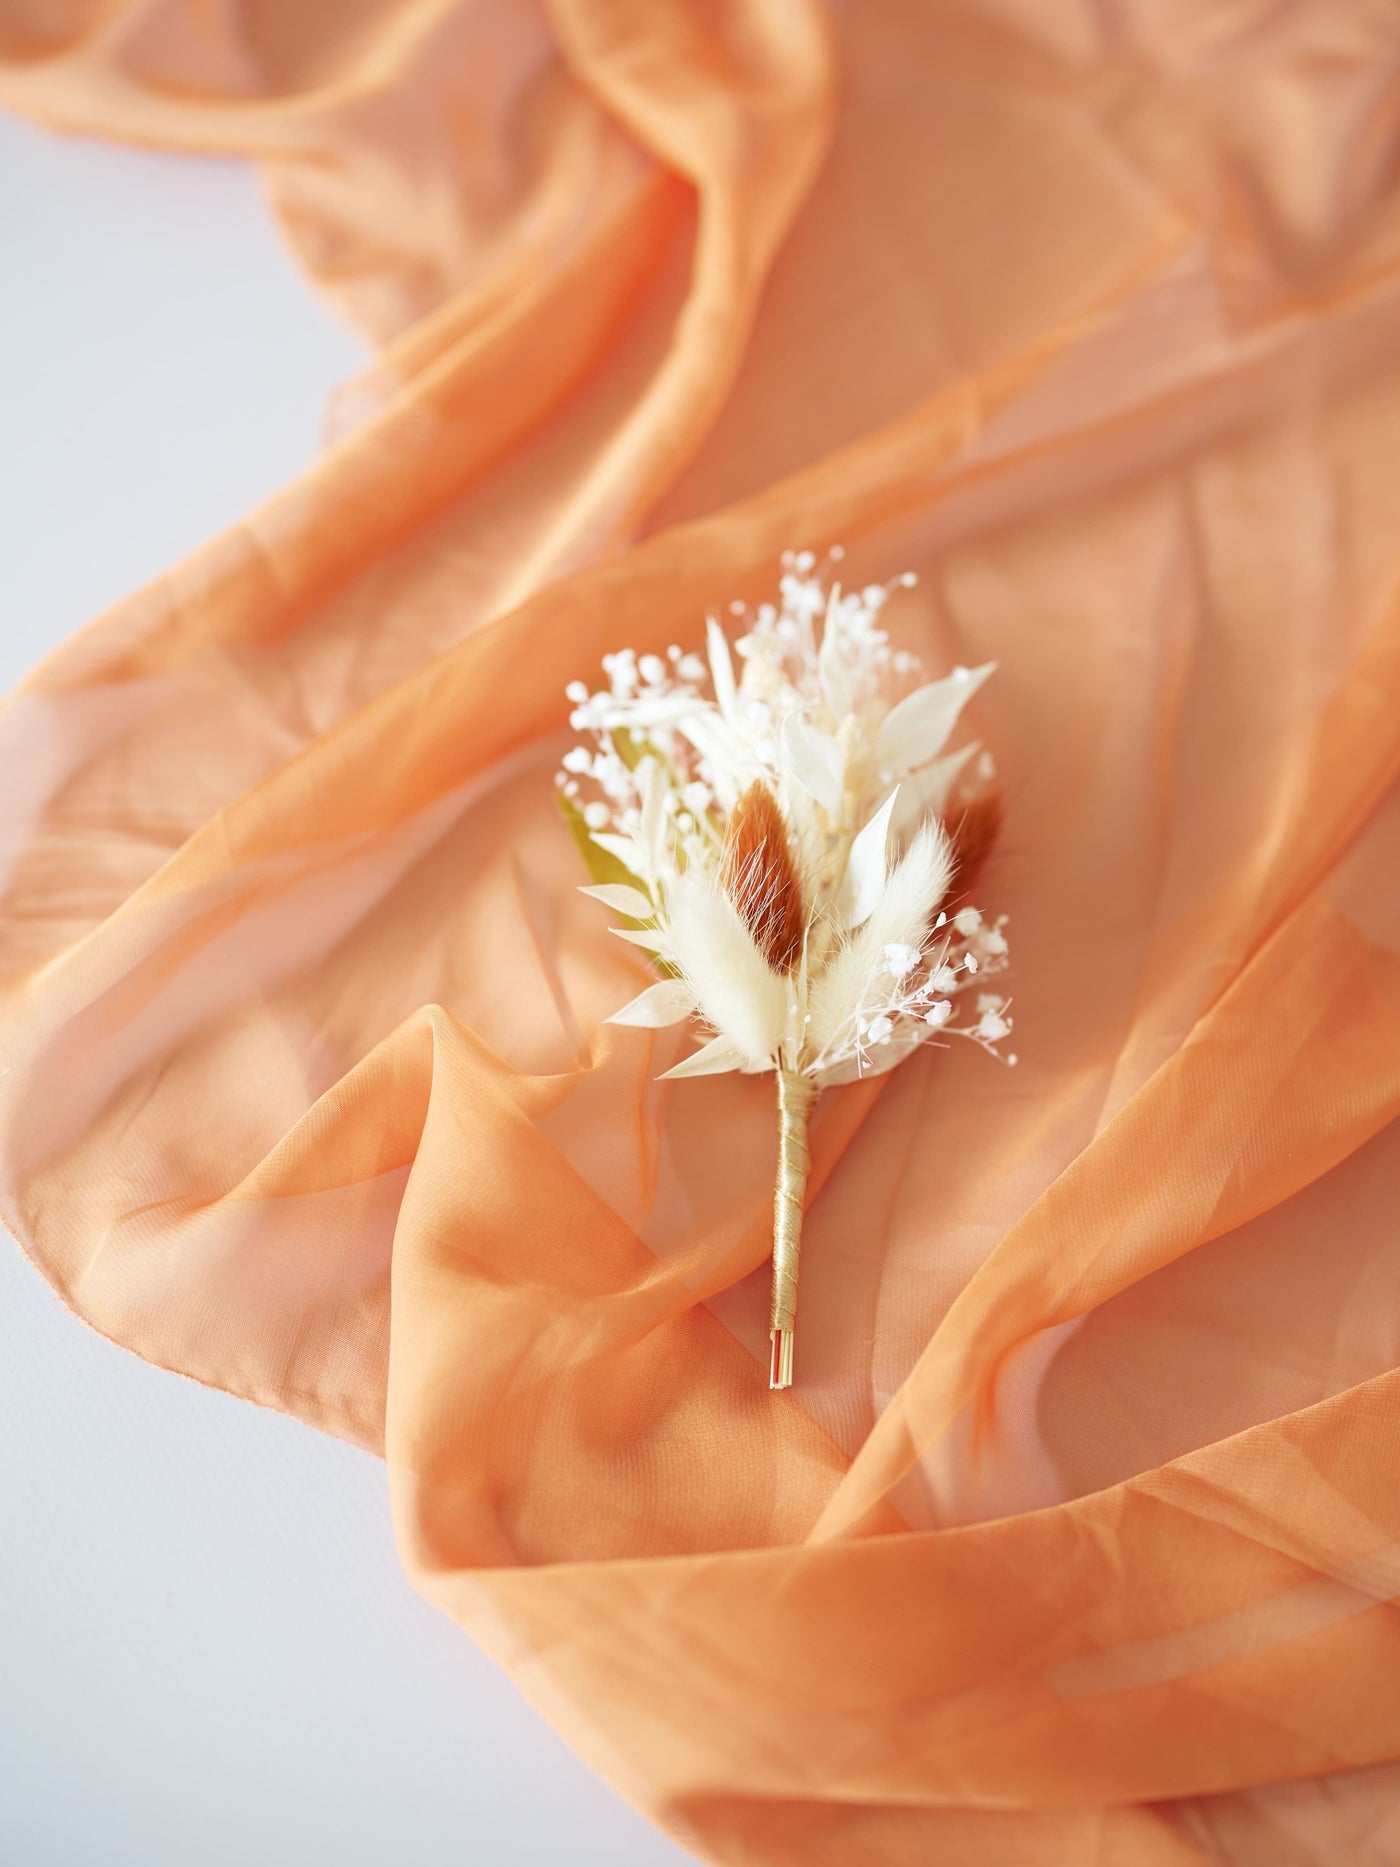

{"left": 808, "top": 906, "right": 1015, "bottom": 1084}
{"left": 730, "top": 547, "right": 924, "bottom": 709}
{"left": 557, "top": 643, "right": 721, "bottom": 875}
{"left": 557, "top": 551, "right": 1014, "bottom": 1084}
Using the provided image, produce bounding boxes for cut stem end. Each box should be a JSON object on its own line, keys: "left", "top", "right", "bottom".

{"left": 769, "top": 1327, "right": 794, "bottom": 1391}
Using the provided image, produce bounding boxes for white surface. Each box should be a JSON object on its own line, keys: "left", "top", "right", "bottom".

{"left": 0, "top": 116, "right": 691, "bottom": 1867}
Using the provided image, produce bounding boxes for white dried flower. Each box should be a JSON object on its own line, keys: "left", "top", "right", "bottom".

{"left": 559, "top": 550, "right": 1012, "bottom": 1086}
{"left": 884, "top": 942, "right": 921, "bottom": 979}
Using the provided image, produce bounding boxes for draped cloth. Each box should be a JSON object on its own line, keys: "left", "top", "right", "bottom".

{"left": 5, "top": 1, "right": 1400, "bottom": 1860}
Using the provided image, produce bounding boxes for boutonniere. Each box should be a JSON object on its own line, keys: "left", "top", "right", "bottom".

{"left": 558, "top": 552, "right": 1013, "bottom": 1388}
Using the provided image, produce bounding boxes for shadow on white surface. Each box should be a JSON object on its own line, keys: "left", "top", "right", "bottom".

{"left": 0, "top": 116, "right": 693, "bottom": 1867}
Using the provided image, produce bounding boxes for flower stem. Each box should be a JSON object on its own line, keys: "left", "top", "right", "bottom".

{"left": 769, "top": 1069, "right": 816, "bottom": 1390}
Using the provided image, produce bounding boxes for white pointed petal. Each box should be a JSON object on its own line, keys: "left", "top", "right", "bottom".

{"left": 810, "top": 1053, "right": 861, "bottom": 1088}
{"left": 782, "top": 777, "right": 818, "bottom": 843}
{"left": 658, "top": 1034, "right": 749, "bottom": 1080}
{"left": 589, "top": 831, "right": 648, "bottom": 879}
{"left": 876, "top": 662, "right": 995, "bottom": 776}
{"left": 890, "top": 743, "right": 978, "bottom": 836}
{"left": 606, "top": 979, "right": 696, "bottom": 1028}
{"left": 818, "top": 585, "right": 852, "bottom": 716}
{"left": 610, "top": 926, "right": 672, "bottom": 956}
{"left": 814, "top": 1023, "right": 928, "bottom": 1088}
{"left": 837, "top": 787, "right": 898, "bottom": 929}
{"left": 674, "top": 712, "right": 744, "bottom": 810}
{"left": 579, "top": 883, "right": 654, "bottom": 919}
{"left": 707, "top": 617, "right": 737, "bottom": 719}
{"left": 593, "top": 697, "right": 695, "bottom": 730}
{"left": 781, "top": 712, "right": 844, "bottom": 818}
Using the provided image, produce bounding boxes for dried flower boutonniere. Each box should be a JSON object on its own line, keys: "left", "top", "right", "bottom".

{"left": 557, "top": 552, "right": 1013, "bottom": 1388}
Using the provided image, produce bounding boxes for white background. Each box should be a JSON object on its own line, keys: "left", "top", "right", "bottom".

{"left": 0, "top": 114, "right": 690, "bottom": 1867}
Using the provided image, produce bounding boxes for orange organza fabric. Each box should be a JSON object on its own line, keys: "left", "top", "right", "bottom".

{"left": 5, "top": 3, "right": 1400, "bottom": 1862}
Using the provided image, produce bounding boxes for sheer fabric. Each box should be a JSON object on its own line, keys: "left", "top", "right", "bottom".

{"left": 4, "top": 3, "right": 1400, "bottom": 1862}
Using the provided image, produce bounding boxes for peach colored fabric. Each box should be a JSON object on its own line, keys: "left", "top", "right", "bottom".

{"left": 5, "top": 2, "right": 1400, "bottom": 1862}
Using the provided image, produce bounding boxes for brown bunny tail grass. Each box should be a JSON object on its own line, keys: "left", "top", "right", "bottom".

{"left": 722, "top": 781, "right": 806, "bottom": 974}
{"left": 942, "top": 789, "right": 1003, "bottom": 903}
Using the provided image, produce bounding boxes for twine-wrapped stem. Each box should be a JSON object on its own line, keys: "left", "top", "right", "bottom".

{"left": 769, "top": 1068, "right": 816, "bottom": 1390}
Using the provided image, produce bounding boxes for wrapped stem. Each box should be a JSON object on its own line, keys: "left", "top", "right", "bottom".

{"left": 769, "top": 1068, "right": 816, "bottom": 1390}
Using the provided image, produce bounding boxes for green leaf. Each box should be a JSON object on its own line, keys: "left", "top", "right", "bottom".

{"left": 557, "top": 790, "right": 680, "bottom": 977}
{"left": 558, "top": 789, "right": 646, "bottom": 892}
{"left": 611, "top": 726, "right": 648, "bottom": 772}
